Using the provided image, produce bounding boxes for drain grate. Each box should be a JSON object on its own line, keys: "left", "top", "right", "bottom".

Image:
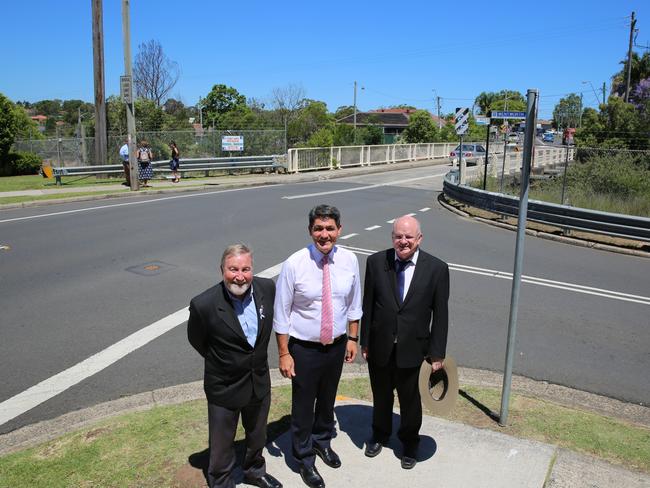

{"left": 126, "top": 260, "right": 177, "bottom": 276}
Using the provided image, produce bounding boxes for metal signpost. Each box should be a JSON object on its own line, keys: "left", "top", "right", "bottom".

{"left": 455, "top": 108, "right": 470, "bottom": 184}
{"left": 476, "top": 116, "right": 491, "bottom": 190}
{"left": 499, "top": 89, "right": 538, "bottom": 426}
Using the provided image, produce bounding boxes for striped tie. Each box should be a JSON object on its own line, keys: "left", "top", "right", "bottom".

{"left": 320, "top": 255, "right": 333, "bottom": 345}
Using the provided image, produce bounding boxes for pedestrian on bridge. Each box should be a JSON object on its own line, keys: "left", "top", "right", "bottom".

{"left": 136, "top": 140, "right": 154, "bottom": 187}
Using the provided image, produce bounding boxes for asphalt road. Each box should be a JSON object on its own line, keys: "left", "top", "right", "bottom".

{"left": 1, "top": 163, "right": 648, "bottom": 434}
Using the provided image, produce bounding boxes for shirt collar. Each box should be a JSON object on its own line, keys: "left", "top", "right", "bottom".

{"left": 309, "top": 243, "right": 337, "bottom": 263}
{"left": 395, "top": 248, "right": 419, "bottom": 265}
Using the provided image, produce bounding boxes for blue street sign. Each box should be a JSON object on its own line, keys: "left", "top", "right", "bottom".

{"left": 490, "top": 111, "right": 526, "bottom": 119}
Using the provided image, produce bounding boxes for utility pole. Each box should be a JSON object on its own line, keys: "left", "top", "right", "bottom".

{"left": 78, "top": 107, "right": 88, "bottom": 165}
{"left": 602, "top": 82, "right": 607, "bottom": 105}
{"left": 437, "top": 96, "right": 442, "bottom": 129}
{"left": 121, "top": 0, "right": 139, "bottom": 190}
{"left": 353, "top": 81, "right": 358, "bottom": 134}
{"left": 625, "top": 11, "right": 637, "bottom": 103}
{"left": 91, "top": 0, "right": 107, "bottom": 167}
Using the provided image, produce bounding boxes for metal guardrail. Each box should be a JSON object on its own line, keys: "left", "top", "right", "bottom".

{"left": 443, "top": 172, "right": 650, "bottom": 242}
{"left": 45, "top": 155, "right": 286, "bottom": 184}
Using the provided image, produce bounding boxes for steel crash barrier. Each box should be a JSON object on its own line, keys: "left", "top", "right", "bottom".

{"left": 443, "top": 172, "right": 650, "bottom": 242}
{"left": 42, "top": 155, "right": 286, "bottom": 185}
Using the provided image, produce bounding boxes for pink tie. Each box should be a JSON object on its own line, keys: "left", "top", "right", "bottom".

{"left": 320, "top": 255, "right": 333, "bottom": 345}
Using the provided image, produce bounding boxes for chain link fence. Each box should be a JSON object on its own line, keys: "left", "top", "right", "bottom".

{"left": 14, "top": 130, "right": 286, "bottom": 167}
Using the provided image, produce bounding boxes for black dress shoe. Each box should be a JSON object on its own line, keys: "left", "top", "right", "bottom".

{"left": 243, "top": 472, "right": 283, "bottom": 488}
{"left": 299, "top": 465, "right": 325, "bottom": 488}
{"left": 401, "top": 455, "right": 417, "bottom": 470}
{"left": 364, "top": 440, "right": 383, "bottom": 457}
{"left": 312, "top": 445, "right": 341, "bottom": 468}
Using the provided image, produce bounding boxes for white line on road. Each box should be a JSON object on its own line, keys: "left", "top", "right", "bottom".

{"left": 0, "top": 262, "right": 284, "bottom": 427}
{"left": 340, "top": 233, "right": 358, "bottom": 240}
{"left": 282, "top": 174, "right": 445, "bottom": 200}
{"left": 386, "top": 219, "right": 396, "bottom": 224}
{"left": 419, "top": 207, "right": 431, "bottom": 212}
{"left": 338, "top": 245, "right": 650, "bottom": 306}
{"left": 365, "top": 225, "right": 381, "bottom": 231}
{"left": 0, "top": 185, "right": 284, "bottom": 225}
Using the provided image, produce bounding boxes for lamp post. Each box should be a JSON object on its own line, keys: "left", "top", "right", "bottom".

{"left": 353, "top": 81, "right": 365, "bottom": 135}
{"left": 582, "top": 81, "right": 602, "bottom": 105}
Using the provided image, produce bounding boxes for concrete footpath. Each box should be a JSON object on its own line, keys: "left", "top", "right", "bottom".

{"left": 1, "top": 366, "right": 648, "bottom": 488}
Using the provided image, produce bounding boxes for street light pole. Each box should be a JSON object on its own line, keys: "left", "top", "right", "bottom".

{"left": 582, "top": 81, "right": 600, "bottom": 107}
{"left": 353, "top": 81, "right": 358, "bottom": 133}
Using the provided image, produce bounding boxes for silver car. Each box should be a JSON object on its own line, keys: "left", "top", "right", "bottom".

{"left": 450, "top": 144, "right": 487, "bottom": 165}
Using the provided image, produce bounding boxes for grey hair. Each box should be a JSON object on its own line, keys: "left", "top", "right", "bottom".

{"left": 220, "top": 243, "right": 253, "bottom": 270}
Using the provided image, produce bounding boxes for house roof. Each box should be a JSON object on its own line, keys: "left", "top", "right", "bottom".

{"left": 30, "top": 115, "right": 47, "bottom": 121}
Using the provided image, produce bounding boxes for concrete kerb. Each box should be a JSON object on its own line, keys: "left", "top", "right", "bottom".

{"left": 2, "top": 364, "right": 648, "bottom": 456}
{"left": 0, "top": 158, "right": 452, "bottom": 211}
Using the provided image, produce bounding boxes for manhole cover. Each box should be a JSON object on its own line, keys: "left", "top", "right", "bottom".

{"left": 126, "top": 260, "right": 177, "bottom": 276}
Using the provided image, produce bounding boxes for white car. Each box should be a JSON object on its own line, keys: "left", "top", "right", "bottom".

{"left": 506, "top": 133, "right": 520, "bottom": 143}
{"left": 449, "top": 144, "right": 487, "bottom": 165}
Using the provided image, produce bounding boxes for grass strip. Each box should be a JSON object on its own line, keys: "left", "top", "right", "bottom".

{"left": 0, "top": 381, "right": 647, "bottom": 487}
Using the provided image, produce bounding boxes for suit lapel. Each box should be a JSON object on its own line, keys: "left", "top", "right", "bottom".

{"left": 252, "top": 279, "right": 266, "bottom": 345}
{"left": 384, "top": 249, "right": 402, "bottom": 307}
{"left": 214, "top": 283, "right": 249, "bottom": 343}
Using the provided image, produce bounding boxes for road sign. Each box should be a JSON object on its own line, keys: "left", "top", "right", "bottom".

{"left": 475, "top": 116, "right": 490, "bottom": 125}
{"left": 120, "top": 76, "right": 132, "bottom": 104}
{"left": 455, "top": 107, "right": 470, "bottom": 135}
{"left": 222, "top": 135, "right": 244, "bottom": 151}
{"left": 490, "top": 111, "right": 525, "bottom": 119}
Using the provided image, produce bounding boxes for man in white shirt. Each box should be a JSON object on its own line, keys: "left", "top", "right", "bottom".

{"left": 119, "top": 141, "right": 130, "bottom": 186}
{"left": 274, "top": 204, "right": 362, "bottom": 488}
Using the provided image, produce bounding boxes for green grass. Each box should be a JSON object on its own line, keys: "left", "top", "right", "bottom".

{"left": 0, "top": 381, "right": 648, "bottom": 487}
{"left": 0, "top": 191, "right": 131, "bottom": 205}
{"left": 0, "top": 174, "right": 127, "bottom": 192}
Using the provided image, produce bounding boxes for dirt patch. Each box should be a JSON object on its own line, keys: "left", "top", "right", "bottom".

{"left": 83, "top": 427, "right": 111, "bottom": 442}
{"left": 172, "top": 463, "right": 207, "bottom": 488}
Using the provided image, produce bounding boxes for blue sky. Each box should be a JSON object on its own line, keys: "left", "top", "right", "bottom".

{"left": 1, "top": 1, "right": 647, "bottom": 119}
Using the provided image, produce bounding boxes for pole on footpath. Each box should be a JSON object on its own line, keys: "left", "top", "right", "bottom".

{"left": 92, "top": 0, "right": 107, "bottom": 168}
{"left": 560, "top": 145, "right": 569, "bottom": 205}
{"left": 483, "top": 123, "right": 490, "bottom": 190}
{"left": 121, "top": 0, "right": 139, "bottom": 190}
{"left": 624, "top": 11, "right": 636, "bottom": 103}
{"left": 499, "top": 88, "right": 538, "bottom": 426}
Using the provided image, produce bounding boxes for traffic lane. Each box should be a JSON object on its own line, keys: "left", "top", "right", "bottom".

{"left": 447, "top": 267, "right": 649, "bottom": 405}
{"left": 0, "top": 183, "right": 309, "bottom": 402}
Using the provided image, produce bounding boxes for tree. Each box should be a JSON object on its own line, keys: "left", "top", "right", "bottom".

{"left": 402, "top": 110, "right": 436, "bottom": 143}
{"left": 288, "top": 100, "right": 331, "bottom": 145}
{"left": 133, "top": 40, "right": 180, "bottom": 106}
{"left": 611, "top": 51, "right": 650, "bottom": 98}
{"left": 333, "top": 106, "right": 355, "bottom": 120}
{"left": 474, "top": 92, "right": 497, "bottom": 115}
{"left": 271, "top": 84, "right": 306, "bottom": 137}
{"left": 0, "top": 93, "right": 18, "bottom": 157}
{"left": 553, "top": 93, "right": 583, "bottom": 129}
{"left": 203, "top": 84, "right": 247, "bottom": 127}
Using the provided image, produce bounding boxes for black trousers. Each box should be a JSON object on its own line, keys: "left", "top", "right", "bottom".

{"left": 207, "top": 392, "right": 270, "bottom": 488}
{"left": 289, "top": 335, "right": 346, "bottom": 468}
{"left": 368, "top": 345, "right": 422, "bottom": 454}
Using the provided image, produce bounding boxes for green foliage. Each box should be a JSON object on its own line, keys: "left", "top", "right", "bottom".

{"left": 402, "top": 110, "right": 436, "bottom": 143}
{"left": 306, "top": 127, "right": 334, "bottom": 147}
{"left": 553, "top": 93, "right": 582, "bottom": 129}
{"left": 0, "top": 93, "right": 18, "bottom": 156}
{"left": 289, "top": 100, "right": 331, "bottom": 146}
{"left": 0, "top": 151, "right": 42, "bottom": 176}
{"left": 334, "top": 105, "right": 355, "bottom": 120}
{"left": 203, "top": 84, "right": 247, "bottom": 127}
{"left": 577, "top": 97, "right": 648, "bottom": 150}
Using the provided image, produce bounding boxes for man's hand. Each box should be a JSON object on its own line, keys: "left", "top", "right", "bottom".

{"left": 430, "top": 357, "right": 444, "bottom": 372}
{"left": 279, "top": 353, "right": 296, "bottom": 378}
{"left": 362, "top": 346, "right": 369, "bottom": 361}
{"left": 345, "top": 340, "right": 357, "bottom": 363}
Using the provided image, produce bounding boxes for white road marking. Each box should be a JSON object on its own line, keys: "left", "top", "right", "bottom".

{"left": 338, "top": 245, "right": 650, "bottom": 306}
{"left": 0, "top": 262, "right": 284, "bottom": 427}
{"left": 0, "top": 244, "right": 10, "bottom": 250}
{"left": 406, "top": 213, "right": 417, "bottom": 217}
{"left": 340, "top": 233, "right": 358, "bottom": 240}
{"left": 365, "top": 225, "right": 381, "bottom": 231}
{"left": 282, "top": 174, "right": 445, "bottom": 200}
{"left": 387, "top": 219, "right": 396, "bottom": 224}
{"left": 0, "top": 185, "right": 284, "bottom": 225}
{"left": 419, "top": 207, "right": 431, "bottom": 212}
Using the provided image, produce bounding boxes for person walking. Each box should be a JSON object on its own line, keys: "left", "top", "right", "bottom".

{"left": 169, "top": 140, "right": 180, "bottom": 183}
{"left": 360, "top": 215, "right": 449, "bottom": 470}
{"left": 136, "top": 140, "right": 154, "bottom": 187}
{"left": 274, "top": 204, "right": 362, "bottom": 488}
{"left": 188, "top": 244, "right": 283, "bottom": 488}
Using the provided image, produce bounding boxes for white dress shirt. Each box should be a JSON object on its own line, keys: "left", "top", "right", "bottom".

{"left": 396, "top": 248, "right": 419, "bottom": 301}
{"left": 273, "top": 244, "right": 363, "bottom": 341}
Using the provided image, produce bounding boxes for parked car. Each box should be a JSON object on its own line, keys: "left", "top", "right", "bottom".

{"left": 542, "top": 132, "right": 554, "bottom": 143}
{"left": 506, "top": 133, "right": 519, "bottom": 143}
{"left": 450, "top": 144, "right": 487, "bottom": 165}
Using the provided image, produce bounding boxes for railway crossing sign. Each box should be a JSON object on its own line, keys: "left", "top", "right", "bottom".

{"left": 455, "top": 107, "right": 470, "bottom": 135}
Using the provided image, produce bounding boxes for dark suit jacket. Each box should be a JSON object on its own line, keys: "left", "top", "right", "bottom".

{"left": 360, "top": 248, "right": 449, "bottom": 369}
{"left": 187, "top": 277, "right": 275, "bottom": 409}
